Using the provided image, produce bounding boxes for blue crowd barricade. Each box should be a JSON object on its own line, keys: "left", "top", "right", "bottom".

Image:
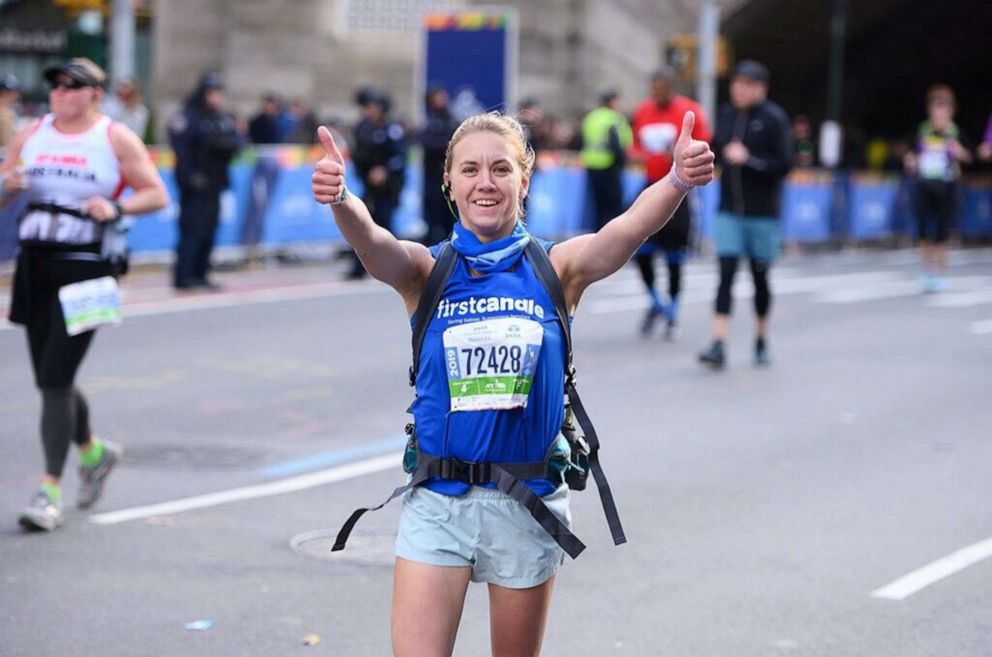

{"left": 0, "top": 191, "right": 27, "bottom": 261}
{"left": 848, "top": 173, "right": 900, "bottom": 241}
{"left": 6, "top": 151, "right": 992, "bottom": 267}
{"left": 780, "top": 170, "right": 833, "bottom": 243}
{"left": 526, "top": 164, "right": 588, "bottom": 239}
{"left": 961, "top": 177, "right": 992, "bottom": 238}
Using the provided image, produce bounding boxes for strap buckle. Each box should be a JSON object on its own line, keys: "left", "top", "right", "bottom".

{"left": 439, "top": 458, "right": 491, "bottom": 484}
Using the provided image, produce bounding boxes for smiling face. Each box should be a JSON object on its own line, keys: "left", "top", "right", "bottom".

{"left": 445, "top": 130, "right": 530, "bottom": 242}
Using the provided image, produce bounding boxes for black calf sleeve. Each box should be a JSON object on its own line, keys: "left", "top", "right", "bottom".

{"left": 73, "top": 387, "right": 91, "bottom": 446}
{"left": 715, "top": 256, "right": 739, "bottom": 315}
{"left": 40, "top": 387, "right": 77, "bottom": 477}
{"left": 750, "top": 259, "right": 772, "bottom": 317}
{"left": 667, "top": 261, "right": 682, "bottom": 300}
{"left": 635, "top": 253, "right": 655, "bottom": 290}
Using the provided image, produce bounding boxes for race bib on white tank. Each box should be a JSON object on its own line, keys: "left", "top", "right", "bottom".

{"left": 442, "top": 317, "right": 543, "bottom": 412}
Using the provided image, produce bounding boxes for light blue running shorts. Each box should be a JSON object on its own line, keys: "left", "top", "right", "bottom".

{"left": 395, "top": 484, "right": 570, "bottom": 589}
{"left": 713, "top": 212, "right": 781, "bottom": 263}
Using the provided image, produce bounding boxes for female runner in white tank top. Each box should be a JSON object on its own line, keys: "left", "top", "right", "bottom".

{"left": 0, "top": 58, "right": 167, "bottom": 531}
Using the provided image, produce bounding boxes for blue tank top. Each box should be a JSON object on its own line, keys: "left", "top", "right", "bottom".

{"left": 411, "top": 241, "right": 566, "bottom": 497}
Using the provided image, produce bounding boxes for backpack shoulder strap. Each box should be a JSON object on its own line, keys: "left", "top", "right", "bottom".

{"left": 524, "top": 239, "right": 572, "bottom": 375}
{"left": 410, "top": 242, "right": 458, "bottom": 386}
{"left": 524, "top": 238, "right": 626, "bottom": 546}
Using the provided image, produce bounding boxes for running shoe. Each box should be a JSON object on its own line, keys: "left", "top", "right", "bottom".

{"left": 698, "top": 341, "right": 726, "bottom": 370}
{"left": 663, "top": 300, "right": 680, "bottom": 341}
{"left": 18, "top": 489, "right": 63, "bottom": 532}
{"left": 919, "top": 274, "right": 936, "bottom": 294}
{"left": 640, "top": 305, "right": 664, "bottom": 336}
{"left": 931, "top": 276, "right": 948, "bottom": 293}
{"left": 754, "top": 340, "right": 771, "bottom": 367}
{"left": 77, "top": 439, "right": 123, "bottom": 509}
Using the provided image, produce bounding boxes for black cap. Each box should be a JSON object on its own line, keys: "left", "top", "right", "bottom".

{"left": 199, "top": 72, "right": 224, "bottom": 91}
{"left": 599, "top": 89, "right": 620, "bottom": 105}
{"left": 43, "top": 58, "right": 106, "bottom": 88}
{"left": 733, "top": 60, "right": 770, "bottom": 83}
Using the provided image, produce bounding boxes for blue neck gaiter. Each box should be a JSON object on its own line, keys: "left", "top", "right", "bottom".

{"left": 450, "top": 220, "right": 531, "bottom": 273}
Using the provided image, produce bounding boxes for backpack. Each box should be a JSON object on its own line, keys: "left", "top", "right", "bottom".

{"left": 332, "top": 239, "right": 625, "bottom": 559}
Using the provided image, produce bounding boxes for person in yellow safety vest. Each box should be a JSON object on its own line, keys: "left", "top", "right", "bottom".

{"left": 580, "top": 90, "right": 633, "bottom": 231}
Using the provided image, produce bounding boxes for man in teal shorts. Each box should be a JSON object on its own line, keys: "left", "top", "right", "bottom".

{"left": 698, "top": 61, "right": 792, "bottom": 369}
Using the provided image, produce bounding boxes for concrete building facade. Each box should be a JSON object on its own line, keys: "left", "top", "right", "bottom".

{"left": 152, "top": 0, "right": 706, "bottom": 133}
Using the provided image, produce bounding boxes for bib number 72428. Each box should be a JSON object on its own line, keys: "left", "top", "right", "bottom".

{"left": 442, "top": 317, "right": 544, "bottom": 412}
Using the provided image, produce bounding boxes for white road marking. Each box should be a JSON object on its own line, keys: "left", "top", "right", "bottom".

{"left": 871, "top": 537, "right": 992, "bottom": 600}
{"left": 89, "top": 451, "right": 401, "bottom": 525}
{"left": 970, "top": 319, "right": 992, "bottom": 335}
{"left": 928, "top": 288, "right": 992, "bottom": 308}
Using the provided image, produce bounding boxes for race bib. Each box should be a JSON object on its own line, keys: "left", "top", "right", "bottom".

{"left": 918, "top": 147, "right": 950, "bottom": 180}
{"left": 639, "top": 122, "right": 678, "bottom": 155}
{"left": 58, "top": 276, "right": 122, "bottom": 336}
{"left": 442, "top": 317, "right": 544, "bottom": 412}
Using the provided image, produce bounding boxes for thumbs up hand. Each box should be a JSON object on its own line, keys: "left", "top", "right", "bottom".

{"left": 672, "top": 111, "right": 715, "bottom": 188}
{"left": 313, "top": 126, "right": 348, "bottom": 205}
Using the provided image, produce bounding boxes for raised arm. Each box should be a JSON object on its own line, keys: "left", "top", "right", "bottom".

{"left": 311, "top": 126, "right": 434, "bottom": 309}
{"left": 551, "top": 111, "right": 714, "bottom": 311}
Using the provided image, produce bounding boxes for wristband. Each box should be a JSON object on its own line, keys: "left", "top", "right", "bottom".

{"left": 331, "top": 185, "right": 349, "bottom": 205}
{"left": 667, "top": 171, "right": 694, "bottom": 194}
{"left": 111, "top": 201, "right": 124, "bottom": 220}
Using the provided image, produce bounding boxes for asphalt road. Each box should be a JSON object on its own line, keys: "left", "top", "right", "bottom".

{"left": 1, "top": 247, "right": 990, "bottom": 657}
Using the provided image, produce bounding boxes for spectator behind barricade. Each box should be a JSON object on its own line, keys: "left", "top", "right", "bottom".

{"left": 580, "top": 89, "right": 632, "bottom": 232}
{"left": 168, "top": 72, "right": 243, "bottom": 290}
{"left": 978, "top": 112, "right": 992, "bottom": 162}
{"left": 102, "top": 77, "right": 150, "bottom": 143}
{"left": 285, "top": 99, "right": 319, "bottom": 145}
{"left": 1, "top": 74, "right": 21, "bottom": 151}
{"left": 242, "top": 93, "right": 285, "bottom": 256}
{"left": 518, "top": 97, "right": 552, "bottom": 217}
{"left": 792, "top": 115, "right": 816, "bottom": 168}
{"left": 420, "top": 85, "right": 459, "bottom": 245}
{"left": 865, "top": 135, "right": 889, "bottom": 172}
{"left": 519, "top": 97, "right": 553, "bottom": 153}
{"left": 904, "top": 84, "right": 972, "bottom": 293}
{"left": 348, "top": 87, "right": 407, "bottom": 279}
{"left": 248, "top": 93, "right": 283, "bottom": 145}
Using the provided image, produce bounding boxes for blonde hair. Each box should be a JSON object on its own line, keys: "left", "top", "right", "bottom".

{"left": 443, "top": 112, "right": 535, "bottom": 220}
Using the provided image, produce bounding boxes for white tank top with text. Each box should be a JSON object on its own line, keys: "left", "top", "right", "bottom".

{"left": 18, "top": 113, "right": 123, "bottom": 244}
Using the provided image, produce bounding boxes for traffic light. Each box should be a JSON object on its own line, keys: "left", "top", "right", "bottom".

{"left": 665, "top": 34, "right": 731, "bottom": 81}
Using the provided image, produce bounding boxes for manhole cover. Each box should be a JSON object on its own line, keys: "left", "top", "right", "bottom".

{"left": 290, "top": 528, "right": 396, "bottom": 567}
{"left": 123, "top": 444, "right": 267, "bottom": 471}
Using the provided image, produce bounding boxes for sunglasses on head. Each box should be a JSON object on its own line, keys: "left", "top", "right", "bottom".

{"left": 49, "top": 78, "right": 91, "bottom": 91}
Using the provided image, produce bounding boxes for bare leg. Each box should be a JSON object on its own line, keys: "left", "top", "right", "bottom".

{"left": 488, "top": 577, "right": 556, "bottom": 657}
{"left": 712, "top": 314, "right": 729, "bottom": 340}
{"left": 934, "top": 243, "right": 949, "bottom": 276}
{"left": 392, "top": 557, "right": 471, "bottom": 657}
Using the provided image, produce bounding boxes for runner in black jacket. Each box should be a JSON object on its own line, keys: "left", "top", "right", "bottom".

{"left": 699, "top": 60, "right": 792, "bottom": 369}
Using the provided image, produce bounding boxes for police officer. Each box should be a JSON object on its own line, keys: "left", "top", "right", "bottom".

{"left": 169, "top": 73, "right": 241, "bottom": 290}
{"left": 580, "top": 89, "right": 633, "bottom": 231}
{"left": 348, "top": 88, "right": 407, "bottom": 279}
